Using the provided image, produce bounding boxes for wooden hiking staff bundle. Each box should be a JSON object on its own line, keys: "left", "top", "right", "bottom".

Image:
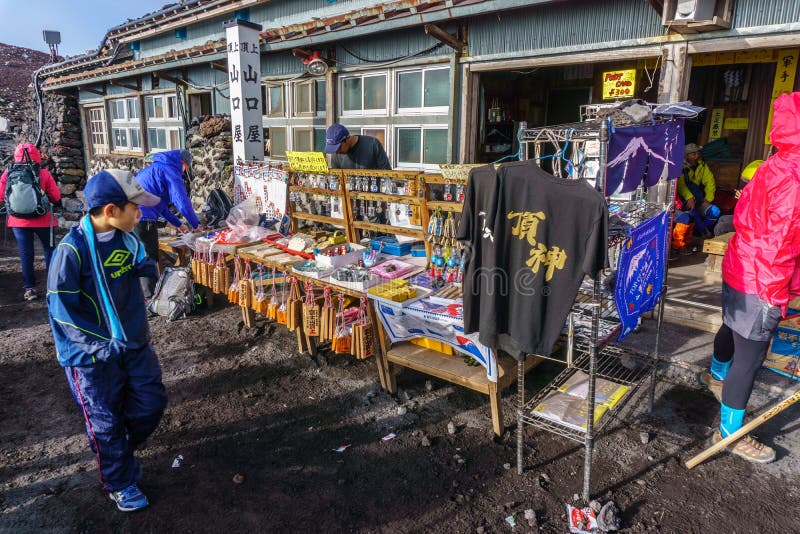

{"left": 302, "top": 281, "right": 320, "bottom": 337}
{"left": 351, "top": 297, "right": 374, "bottom": 359}
{"left": 686, "top": 387, "right": 800, "bottom": 469}
{"left": 332, "top": 292, "right": 351, "bottom": 354}
{"left": 319, "top": 286, "right": 336, "bottom": 342}
{"left": 286, "top": 276, "right": 303, "bottom": 331}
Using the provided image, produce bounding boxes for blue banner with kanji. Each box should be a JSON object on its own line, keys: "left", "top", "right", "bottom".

{"left": 615, "top": 211, "right": 668, "bottom": 341}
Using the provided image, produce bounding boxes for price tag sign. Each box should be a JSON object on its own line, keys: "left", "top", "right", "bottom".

{"left": 286, "top": 151, "right": 329, "bottom": 173}
{"left": 602, "top": 69, "right": 636, "bottom": 100}
{"left": 439, "top": 164, "right": 488, "bottom": 183}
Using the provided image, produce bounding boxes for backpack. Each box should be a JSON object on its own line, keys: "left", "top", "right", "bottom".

{"left": 147, "top": 267, "right": 196, "bottom": 321}
{"left": 202, "top": 188, "right": 232, "bottom": 228}
{"left": 4, "top": 148, "right": 50, "bottom": 218}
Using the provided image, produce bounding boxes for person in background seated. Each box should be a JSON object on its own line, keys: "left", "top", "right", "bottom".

{"left": 676, "top": 143, "right": 720, "bottom": 238}
{"left": 713, "top": 160, "right": 763, "bottom": 236}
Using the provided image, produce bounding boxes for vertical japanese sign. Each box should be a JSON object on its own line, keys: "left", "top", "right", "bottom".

{"left": 708, "top": 109, "right": 725, "bottom": 140}
{"left": 225, "top": 19, "right": 264, "bottom": 163}
{"left": 765, "top": 49, "right": 798, "bottom": 145}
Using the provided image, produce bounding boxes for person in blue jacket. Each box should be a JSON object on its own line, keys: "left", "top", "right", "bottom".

{"left": 47, "top": 169, "right": 167, "bottom": 512}
{"left": 134, "top": 149, "right": 200, "bottom": 297}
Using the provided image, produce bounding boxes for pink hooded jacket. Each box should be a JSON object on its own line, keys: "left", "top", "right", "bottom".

{"left": 0, "top": 144, "right": 61, "bottom": 228}
{"left": 722, "top": 92, "right": 800, "bottom": 314}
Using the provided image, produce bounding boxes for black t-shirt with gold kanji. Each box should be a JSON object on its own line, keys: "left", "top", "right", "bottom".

{"left": 479, "top": 160, "right": 607, "bottom": 359}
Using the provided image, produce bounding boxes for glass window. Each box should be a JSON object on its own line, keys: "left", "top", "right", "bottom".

{"left": 364, "top": 75, "right": 386, "bottom": 110}
{"left": 424, "top": 69, "right": 449, "bottom": 108}
{"left": 315, "top": 80, "right": 326, "bottom": 112}
{"left": 113, "top": 128, "right": 127, "bottom": 148}
{"left": 145, "top": 97, "right": 155, "bottom": 119}
{"left": 110, "top": 100, "right": 125, "bottom": 120}
{"left": 129, "top": 128, "right": 141, "bottom": 150}
{"left": 343, "top": 77, "right": 362, "bottom": 112}
{"left": 167, "top": 95, "right": 179, "bottom": 119}
{"left": 397, "top": 128, "right": 421, "bottom": 164}
{"left": 313, "top": 128, "right": 326, "bottom": 152}
{"left": 153, "top": 97, "right": 164, "bottom": 119}
{"left": 269, "top": 127, "right": 287, "bottom": 158}
{"left": 169, "top": 129, "right": 182, "bottom": 149}
{"left": 398, "top": 71, "right": 423, "bottom": 109}
{"left": 423, "top": 129, "right": 448, "bottom": 164}
{"left": 295, "top": 81, "right": 313, "bottom": 115}
{"left": 268, "top": 85, "right": 284, "bottom": 116}
{"left": 361, "top": 128, "right": 386, "bottom": 149}
{"left": 292, "top": 128, "right": 313, "bottom": 152}
{"left": 127, "top": 98, "right": 139, "bottom": 119}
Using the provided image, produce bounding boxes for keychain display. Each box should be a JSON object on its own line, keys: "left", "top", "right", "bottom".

{"left": 333, "top": 293, "right": 352, "bottom": 355}
{"left": 228, "top": 256, "right": 242, "bottom": 303}
{"left": 320, "top": 286, "right": 336, "bottom": 341}
{"left": 351, "top": 297, "right": 374, "bottom": 359}
{"left": 302, "top": 281, "right": 321, "bottom": 337}
{"left": 253, "top": 265, "right": 267, "bottom": 314}
{"left": 267, "top": 267, "right": 279, "bottom": 320}
{"left": 238, "top": 259, "right": 253, "bottom": 309}
{"left": 276, "top": 275, "right": 288, "bottom": 325}
{"left": 286, "top": 276, "right": 303, "bottom": 331}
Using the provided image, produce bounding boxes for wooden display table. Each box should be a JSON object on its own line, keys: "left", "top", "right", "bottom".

{"left": 383, "top": 342, "right": 540, "bottom": 436}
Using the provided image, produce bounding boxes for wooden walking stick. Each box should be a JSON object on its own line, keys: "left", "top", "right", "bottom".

{"left": 686, "top": 387, "right": 800, "bottom": 469}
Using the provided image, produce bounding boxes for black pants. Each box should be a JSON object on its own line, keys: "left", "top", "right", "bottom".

{"left": 134, "top": 221, "right": 160, "bottom": 298}
{"left": 713, "top": 323, "right": 771, "bottom": 409}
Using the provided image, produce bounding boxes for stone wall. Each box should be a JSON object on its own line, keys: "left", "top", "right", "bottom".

{"left": 185, "top": 115, "right": 234, "bottom": 212}
{"left": 87, "top": 155, "right": 145, "bottom": 178}
{"left": 17, "top": 89, "right": 86, "bottom": 196}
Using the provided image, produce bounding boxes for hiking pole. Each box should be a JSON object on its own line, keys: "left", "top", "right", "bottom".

{"left": 686, "top": 387, "right": 800, "bottom": 469}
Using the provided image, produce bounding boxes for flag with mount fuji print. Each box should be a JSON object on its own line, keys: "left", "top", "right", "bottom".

{"left": 605, "top": 120, "right": 684, "bottom": 195}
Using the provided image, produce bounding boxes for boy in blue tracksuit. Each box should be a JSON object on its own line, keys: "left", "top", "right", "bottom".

{"left": 47, "top": 169, "right": 166, "bottom": 512}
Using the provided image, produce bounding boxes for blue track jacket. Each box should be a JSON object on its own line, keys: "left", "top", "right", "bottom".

{"left": 136, "top": 150, "right": 200, "bottom": 229}
{"left": 47, "top": 225, "right": 157, "bottom": 367}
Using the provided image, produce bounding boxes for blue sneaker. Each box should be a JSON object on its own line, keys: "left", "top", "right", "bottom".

{"left": 109, "top": 483, "right": 149, "bottom": 512}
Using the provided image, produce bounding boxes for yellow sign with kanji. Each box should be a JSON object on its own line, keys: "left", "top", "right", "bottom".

{"left": 724, "top": 118, "right": 749, "bottom": 130}
{"left": 602, "top": 69, "right": 636, "bottom": 100}
{"left": 765, "top": 49, "right": 799, "bottom": 144}
{"left": 709, "top": 109, "right": 725, "bottom": 140}
{"left": 286, "top": 151, "right": 329, "bottom": 173}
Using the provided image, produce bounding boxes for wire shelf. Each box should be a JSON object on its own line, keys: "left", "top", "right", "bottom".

{"left": 520, "top": 344, "right": 655, "bottom": 443}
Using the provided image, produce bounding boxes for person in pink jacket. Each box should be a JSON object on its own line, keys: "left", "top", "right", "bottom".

{"left": 0, "top": 143, "right": 62, "bottom": 301}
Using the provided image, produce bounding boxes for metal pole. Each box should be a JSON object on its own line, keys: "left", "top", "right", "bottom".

{"left": 583, "top": 119, "right": 609, "bottom": 502}
{"left": 650, "top": 288, "right": 667, "bottom": 412}
{"left": 516, "top": 358, "right": 525, "bottom": 475}
{"left": 518, "top": 121, "right": 528, "bottom": 161}
{"left": 567, "top": 312, "right": 575, "bottom": 367}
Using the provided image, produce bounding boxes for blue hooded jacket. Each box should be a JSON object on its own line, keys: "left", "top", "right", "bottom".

{"left": 136, "top": 150, "right": 200, "bottom": 229}
{"left": 46, "top": 224, "right": 157, "bottom": 367}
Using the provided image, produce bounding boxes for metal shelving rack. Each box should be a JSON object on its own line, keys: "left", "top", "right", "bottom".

{"left": 514, "top": 117, "right": 676, "bottom": 502}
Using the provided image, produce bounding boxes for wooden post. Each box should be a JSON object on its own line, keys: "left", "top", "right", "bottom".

{"left": 488, "top": 380, "right": 504, "bottom": 437}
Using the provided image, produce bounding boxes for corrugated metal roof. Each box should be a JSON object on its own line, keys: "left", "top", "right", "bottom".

{"left": 732, "top": 0, "right": 800, "bottom": 28}
{"left": 468, "top": 0, "right": 663, "bottom": 57}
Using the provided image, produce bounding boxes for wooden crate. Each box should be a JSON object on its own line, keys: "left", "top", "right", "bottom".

{"left": 704, "top": 253, "right": 723, "bottom": 284}
{"left": 702, "top": 232, "right": 734, "bottom": 256}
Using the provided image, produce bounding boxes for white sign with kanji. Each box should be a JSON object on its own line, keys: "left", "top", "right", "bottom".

{"left": 225, "top": 20, "right": 264, "bottom": 163}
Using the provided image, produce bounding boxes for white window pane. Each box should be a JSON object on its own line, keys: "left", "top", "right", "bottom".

{"left": 296, "top": 83, "right": 312, "bottom": 114}
{"left": 127, "top": 99, "right": 139, "bottom": 119}
{"left": 154, "top": 97, "right": 164, "bottom": 119}
{"left": 158, "top": 129, "right": 167, "bottom": 149}
{"left": 114, "top": 128, "right": 127, "bottom": 148}
{"left": 316, "top": 80, "right": 326, "bottom": 112}
{"left": 343, "top": 78, "right": 362, "bottom": 111}
{"left": 129, "top": 129, "right": 141, "bottom": 149}
{"left": 293, "top": 129, "right": 312, "bottom": 152}
{"left": 169, "top": 129, "right": 181, "bottom": 149}
{"left": 423, "top": 129, "right": 448, "bottom": 164}
{"left": 397, "top": 128, "right": 421, "bottom": 164}
{"left": 398, "top": 71, "right": 422, "bottom": 109}
{"left": 362, "top": 128, "right": 386, "bottom": 149}
{"left": 269, "top": 86, "right": 283, "bottom": 115}
{"left": 314, "top": 129, "right": 326, "bottom": 152}
{"left": 167, "top": 97, "right": 176, "bottom": 119}
{"left": 364, "top": 76, "right": 386, "bottom": 110}
{"left": 269, "top": 128, "right": 287, "bottom": 157}
{"left": 146, "top": 98, "right": 155, "bottom": 118}
{"left": 424, "top": 69, "right": 449, "bottom": 108}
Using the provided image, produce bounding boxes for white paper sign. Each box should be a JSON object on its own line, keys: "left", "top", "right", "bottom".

{"left": 225, "top": 20, "right": 264, "bottom": 163}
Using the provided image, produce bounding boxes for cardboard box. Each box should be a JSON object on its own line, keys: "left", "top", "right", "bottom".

{"left": 764, "top": 307, "right": 800, "bottom": 379}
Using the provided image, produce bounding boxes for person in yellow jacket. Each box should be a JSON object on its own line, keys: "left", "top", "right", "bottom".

{"left": 676, "top": 143, "right": 720, "bottom": 236}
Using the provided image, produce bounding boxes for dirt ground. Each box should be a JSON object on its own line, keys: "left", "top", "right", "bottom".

{"left": 2, "top": 239, "right": 800, "bottom": 533}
